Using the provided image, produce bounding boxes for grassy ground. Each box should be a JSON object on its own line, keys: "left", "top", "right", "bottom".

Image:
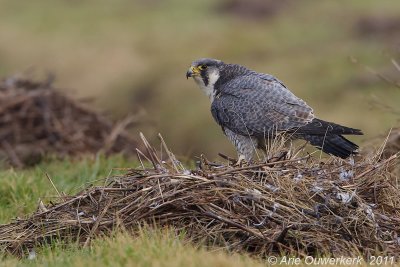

{"left": 0, "top": 155, "right": 269, "bottom": 267}
{"left": 2, "top": 229, "right": 267, "bottom": 267}
{"left": 2, "top": 155, "right": 398, "bottom": 267}
{"left": 0, "top": 0, "right": 399, "bottom": 160}
{"left": 0, "top": 155, "right": 132, "bottom": 223}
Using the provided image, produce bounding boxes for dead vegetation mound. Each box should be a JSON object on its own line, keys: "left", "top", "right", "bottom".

{"left": 356, "top": 15, "right": 400, "bottom": 40}
{"left": 382, "top": 128, "right": 400, "bottom": 159}
{"left": 380, "top": 128, "right": 400, "bottom": 177}
{"left": 215, "top": 0, "right": 291, "bottom": 20}
{"left": 0, "top": 135, "right": 399, "bottom": 259}
{"left": 0, "top": 76, "right": 140, "bottom": 167}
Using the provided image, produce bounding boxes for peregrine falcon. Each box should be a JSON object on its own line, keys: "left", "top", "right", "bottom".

{"left": 186, "top": 58, "right": 363, "bottom": 161}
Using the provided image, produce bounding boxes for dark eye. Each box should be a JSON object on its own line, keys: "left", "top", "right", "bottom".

{"left": 198, "top": 65, "right": 207, "bottom": 70}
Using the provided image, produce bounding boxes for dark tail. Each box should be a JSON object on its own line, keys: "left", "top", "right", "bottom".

{"left": 297, "top": 119, "right": 363, "bottom": 159}
{"left": 303, "top": 134, "right": 359, "bottom": 159}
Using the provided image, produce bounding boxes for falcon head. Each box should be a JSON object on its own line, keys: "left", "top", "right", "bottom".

{"left": 186, "top": 58, "right": 223, "bottom": 101}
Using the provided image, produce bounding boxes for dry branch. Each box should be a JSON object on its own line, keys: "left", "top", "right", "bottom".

{"left": 0, "top": 136, "right": 399, "bottom": 259}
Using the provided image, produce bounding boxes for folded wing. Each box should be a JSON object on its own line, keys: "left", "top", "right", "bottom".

{"left": 211, "top": 74, "right": 314, "bottom": 137}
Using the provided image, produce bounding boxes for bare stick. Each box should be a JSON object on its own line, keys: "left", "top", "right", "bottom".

{"left": 45, "top": 173, "right": 62, "bottom": 198}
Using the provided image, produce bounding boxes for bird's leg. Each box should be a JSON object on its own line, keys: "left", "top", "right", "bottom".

{"left": 223, "top": 129, "right": 257, "bottom": 165}
{"left": 235, "top": 154, "right": 247, "bottom": 166}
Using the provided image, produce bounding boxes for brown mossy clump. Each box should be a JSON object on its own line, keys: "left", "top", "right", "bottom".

{"left": 0, "top": 75, "right": 141, "bottom": 167}
{"left": 0, "top": 136, "right": 399, "bottom": 259}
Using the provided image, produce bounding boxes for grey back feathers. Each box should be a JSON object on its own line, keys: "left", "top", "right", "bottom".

{"left": 211, "top": 66, "right": 314, "bottom": 137}
{"left": 188, "top": 58, "right": 363, "bottom": 159}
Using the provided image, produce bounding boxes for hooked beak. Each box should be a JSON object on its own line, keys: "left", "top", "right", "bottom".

{"left": 186, "top": 66, "right": 199, "bottom": 79}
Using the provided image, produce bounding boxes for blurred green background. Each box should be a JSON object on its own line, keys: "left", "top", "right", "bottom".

{"left": 0, "top": 0, "right": 399, "bottom": 160}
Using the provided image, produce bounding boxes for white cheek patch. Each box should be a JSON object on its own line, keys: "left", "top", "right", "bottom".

{"left": 208, "top": 70, "right": 220, "bottom": 88}
{"left": 193, "top": 70, "right": 220, "bottom": 102}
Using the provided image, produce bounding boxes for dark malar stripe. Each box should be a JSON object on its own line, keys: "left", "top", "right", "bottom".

{"left": 201, "top": 70, "right": 209, "bottom": 86}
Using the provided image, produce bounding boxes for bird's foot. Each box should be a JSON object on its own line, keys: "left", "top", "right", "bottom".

{"left": 234, "top": 154, "right": 247, "bottom": 166}
{"left": 267, "top": 151, "right": 288, "bottom": 163}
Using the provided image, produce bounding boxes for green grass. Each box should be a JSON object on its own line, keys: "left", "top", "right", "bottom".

{"left": 0, "top": 154, "right": 134, "bottom": 223}
{"left": 0, "top": 155, "right": 269, "bottom": 267}
{"left": 2, "top": 229, "right": 267, "bottom": 267}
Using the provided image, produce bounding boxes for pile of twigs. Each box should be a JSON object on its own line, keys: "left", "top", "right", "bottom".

{"left": 0, "top": 76, "right": 140, "bottom": 167}
{"left": 0, "top": 134, "right": 399, "bottom": 259}
{"left": 366, "top": 128, "right": 400, "bottom": 177}
{"left": 383, "top": 128, "right": 400, "bottom": 158}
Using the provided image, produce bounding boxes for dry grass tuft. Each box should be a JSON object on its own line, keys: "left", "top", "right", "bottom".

{"left": 0, "top": 135, "right": 399, "bottom": 259}
{"left": 0, "top": 75, "right": 141, "bottom": 167}
{"left": 382, "top": 128, "right": 400, "bottom": 159}
{"left": 378, "top": 128, "right": 400, "bottom": 178}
